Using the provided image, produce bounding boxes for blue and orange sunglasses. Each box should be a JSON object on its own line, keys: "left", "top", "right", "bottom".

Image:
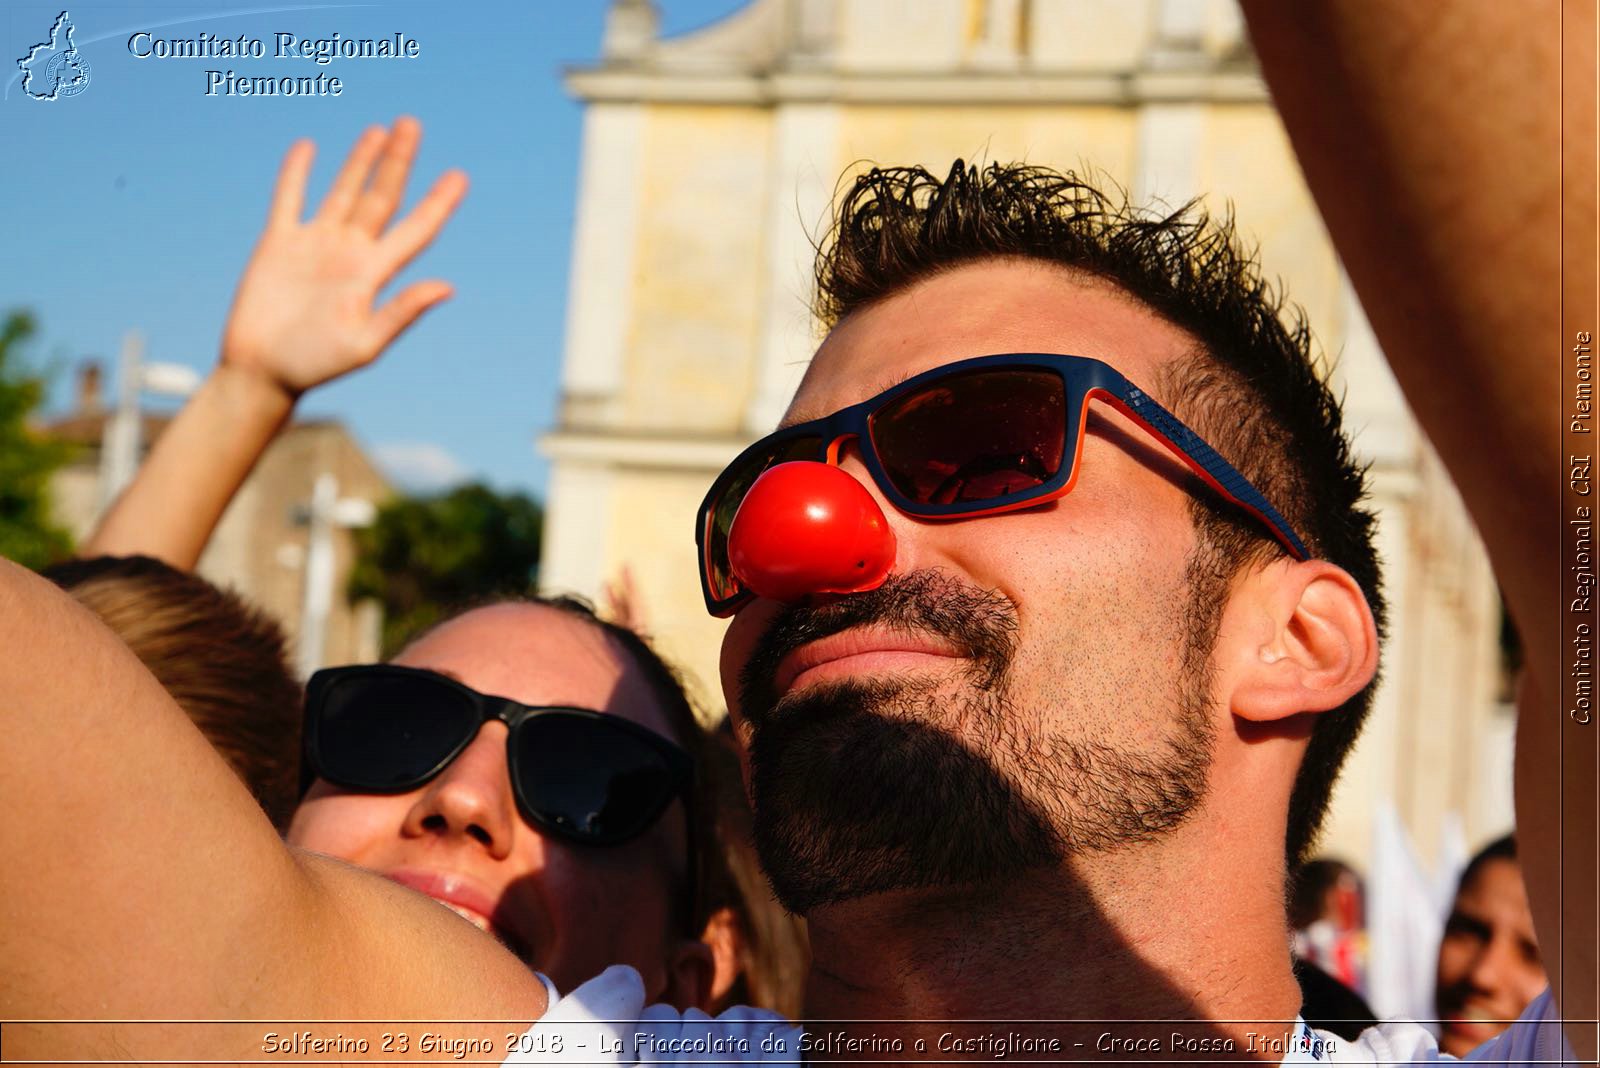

{"left": 696, "top": 353, "right": 1308, "bottom": 617}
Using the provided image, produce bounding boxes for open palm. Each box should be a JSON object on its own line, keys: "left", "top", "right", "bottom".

{"left": 221, "top": 117, "right": 468, "bottom": 397}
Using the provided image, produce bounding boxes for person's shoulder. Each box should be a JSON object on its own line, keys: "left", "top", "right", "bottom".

{"left": 512, "top": 966, "right": 802, "bottom": 1064}
{"left": 1316, "top": 990, "right": 1570, "bottom": 1066}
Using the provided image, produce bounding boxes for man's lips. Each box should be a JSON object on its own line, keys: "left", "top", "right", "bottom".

{"left": 384, "top": 868, "right": 532, "bottom": 962}
{"left": 772, "top": 627, "right": 963, "bottom": 695}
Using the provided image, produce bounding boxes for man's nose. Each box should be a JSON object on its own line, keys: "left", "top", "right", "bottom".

{"left": 401, "top": 723, "right": 517, "bottom": 860}
{"left": 726, "top": 453, "right": 897, "bottom": 603}
{"left": 1464, "top": 930, "right": 1521, "bottom": 995}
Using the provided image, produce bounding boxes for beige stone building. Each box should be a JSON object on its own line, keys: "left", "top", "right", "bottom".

{"left": 47, "top": 366, "right": 388, "bottom": 674}
{"left": 540, "top": 0, "right": 1514, "bottom": 872}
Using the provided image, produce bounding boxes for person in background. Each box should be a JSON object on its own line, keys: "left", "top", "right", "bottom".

{"left": 1288, "top": 858, "right": 1374, "bottom": 1039}
{"left": 1434, "top": 835, "right": 1547, "bottom": 1057}
{"left": 41, "top": 553, "right": 302, "bottom": 831}
{"left": 1290, "top": 857, "right": 1368, "bottom": 995}
{"left": 1286, "top": 856, "right": 1376, "bottom": 1036}
{"left": 697, "top": 717, "right": 810, "bottom": 1018}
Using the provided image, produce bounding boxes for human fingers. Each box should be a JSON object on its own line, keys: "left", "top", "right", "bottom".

{"left": 266, "top": 139, "right": 315, "bottom": 229}
{"left": 351, "top": 116, "right": 422, "bottom": 236}
{"left": 366, "top": 279, "right": 455, "bottom": 354}
{"left": 316, "top": 124, "right": 387, "bottom": 224}
{"left": 376, "top": 169, "right": 468, "bottom": 275}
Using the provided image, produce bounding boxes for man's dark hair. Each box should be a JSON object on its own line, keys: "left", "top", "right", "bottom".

{"left": 813, "top": 161, "right": 1386, "bottom": 866}
{"left": 1456, "top": 834, "right": 1518, "bottom": 896}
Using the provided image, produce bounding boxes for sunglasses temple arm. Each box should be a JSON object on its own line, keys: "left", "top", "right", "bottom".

{"left": 1107, "top": 386, "right": 1311, "bottom": 560}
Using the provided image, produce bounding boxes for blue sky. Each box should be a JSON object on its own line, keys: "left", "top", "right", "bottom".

{"left": 1, "top": 0, "right": 748, "bottom": 498}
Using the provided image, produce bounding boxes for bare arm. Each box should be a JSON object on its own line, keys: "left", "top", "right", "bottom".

{"left": 1241, "top": 0, "right": 1594, "bottom": 1056}
{"left": 0, "top": 558, "right": 545, "bottom": 1058}
{"left": 83, "top": 117, "right": 467, "bottom": 569}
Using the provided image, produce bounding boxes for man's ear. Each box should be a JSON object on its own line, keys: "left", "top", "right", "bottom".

{"left": 661, "top": 934, "right": 718, "bottom": 1012}
{"left": 1226, "top": 559, "right": 1379, "bottom": 722}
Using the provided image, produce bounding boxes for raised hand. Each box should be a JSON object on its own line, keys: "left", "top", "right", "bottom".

{"left": 220, "top": 117, "right": 468, "bottom": 398}
{"left": 83, "top": 118, "right": 467, "bottom": 569}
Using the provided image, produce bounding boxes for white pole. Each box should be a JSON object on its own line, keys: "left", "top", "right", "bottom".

{"left": 297, "top": 473, "right": 338, "bottom": 679}
{"left": 98, "top": 330, "right": 144, "bottom": 512}
{"left": 294, "top": 477, "right": 377, "bottom": 678}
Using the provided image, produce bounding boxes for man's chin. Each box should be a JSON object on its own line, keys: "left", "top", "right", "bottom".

{"left": 747, "top": 680, "right": 1062, "bottom": 913}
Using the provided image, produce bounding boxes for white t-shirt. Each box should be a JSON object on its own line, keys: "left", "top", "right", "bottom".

{"left": 510, "top": 967, "right": 801, "bottom": 1064}
{"left": 514, "top": 967, "right": 1574, "bottom": 1066}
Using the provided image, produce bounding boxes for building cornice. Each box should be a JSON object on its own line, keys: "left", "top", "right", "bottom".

{"left": 564, "top": 67, "right": 1268, "bottom": 107}
{"left": 539, "top": 429, "right": 750, "bottom": 472}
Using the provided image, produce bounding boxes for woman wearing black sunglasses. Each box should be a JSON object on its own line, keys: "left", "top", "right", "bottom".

{"left": 286, "top": 596, "right": 718, "bottom": 1002}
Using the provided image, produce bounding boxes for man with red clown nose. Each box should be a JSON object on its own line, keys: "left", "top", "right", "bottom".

{"left": 536, "top": 3, "right": 1589, "bottom": 1062}
{"left": 703, "top": 173, "right": 1389, "bottom": 1058}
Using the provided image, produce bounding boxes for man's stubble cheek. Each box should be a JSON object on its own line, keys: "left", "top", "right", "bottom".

{"left": 1002, "top": 563, "right": 1220, "bottom": 832}
{"left": 1008, "top": 586, "right": 1185, "bottom": 754}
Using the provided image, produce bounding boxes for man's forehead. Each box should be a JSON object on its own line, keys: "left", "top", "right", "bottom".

{"left": 782, "top": 260, "right": 1197, "bottom": 426}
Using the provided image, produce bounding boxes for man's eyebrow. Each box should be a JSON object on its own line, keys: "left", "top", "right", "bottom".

{"left": 775, "top": 367, "right": 921, "bottom": 430}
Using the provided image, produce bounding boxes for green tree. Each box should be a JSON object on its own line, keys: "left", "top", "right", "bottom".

{"left": 0, "top": 311, "right": 72, "bottom": 568}
{"left": 348, "top": 482, "right": 543, "bottom": 655}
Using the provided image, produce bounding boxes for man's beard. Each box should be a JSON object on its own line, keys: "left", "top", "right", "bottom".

{"left": 739, "top": 569, "right": 1218, "bottom": 914}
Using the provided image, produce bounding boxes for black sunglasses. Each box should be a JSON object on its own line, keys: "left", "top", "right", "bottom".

{"left": 302, "top": 665, "right": 695, "bottom": 849}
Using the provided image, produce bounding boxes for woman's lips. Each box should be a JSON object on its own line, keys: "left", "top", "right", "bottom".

{"left": 383, "top": 868, "right": 532, "bottom": 963}
{"left": 773, "top": 628, "right": 962, "bottom": 695}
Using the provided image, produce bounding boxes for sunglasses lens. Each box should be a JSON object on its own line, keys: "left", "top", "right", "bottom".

{"left": 315, "top": 674, "right": 478, "bottom": 789}
{"left": 512, "top": 714, "right": 680, "bottom": 842}
{"left": 704, "top": 434, "right": 823, "bottom": 604}
{"left": 869, "top": 369, "right": 1067, "bottom": 507}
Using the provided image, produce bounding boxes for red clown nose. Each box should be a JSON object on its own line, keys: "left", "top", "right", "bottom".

{"left": 726, "top": 461, "right": 896, "bottom": 603}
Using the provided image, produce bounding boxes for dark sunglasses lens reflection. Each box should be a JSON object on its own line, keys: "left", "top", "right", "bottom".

{"left": 870, "top": 369, "right": 1067, "bottom": 506}
{"left": 513, "top": 714, "right": 679, "bottom": 841}
{"left": 317, "top": 674, "right": 478, "bottom": 789}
